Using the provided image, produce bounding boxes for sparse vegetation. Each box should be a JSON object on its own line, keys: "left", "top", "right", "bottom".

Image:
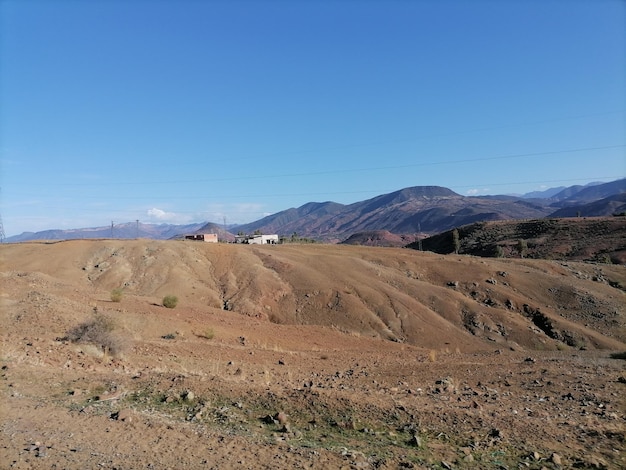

{"left": 427, "top": 349, "right": 437, "bottom": 362}
{"left": 281, "top": 232, "right": 319, "bottom": 244}
{"left": 110, "top": 288, "right": 124, "bottom": 302}
{"left": 65, "top": 314, "right": 126, "bottom": 356}
{"left": 196, "top": 328, "right": 215, "bottom": 340}
{"left": 452, "top": 228, "right": 460, "bottom": 254}
{"left": 162, "top": 295, "right": 179, "bottom": 309}
{"left": 517, "top": 239, "right": 527, "bottom": 258}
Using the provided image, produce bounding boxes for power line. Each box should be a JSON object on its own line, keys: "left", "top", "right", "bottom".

{"left": 6, "top": 175, "right": 624, "bottom": 203}
{"left": 17, "top": 144, "right": 626, "bottom": 187}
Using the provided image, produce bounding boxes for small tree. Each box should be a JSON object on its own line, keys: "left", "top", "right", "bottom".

{"left": 494, "top": 245, "right": 504, "bottom": 258}
{"left": 162, "top": 295, "right": 179, "bottom": 309}
{"left": 452, "top": 228, "right": 460, "bottom": 254}
{"left": 517, "top": 239, "right": 528, "bottom": 258}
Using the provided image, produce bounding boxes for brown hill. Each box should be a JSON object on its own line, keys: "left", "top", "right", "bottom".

{"left": 414, "top": 217, "right": 626, "bottom": 264}
{"left": 340, "top": 230, "right": 417, "bottom": 247}
{"left": 1, "top": 240, "right": 625, "bottom": 468}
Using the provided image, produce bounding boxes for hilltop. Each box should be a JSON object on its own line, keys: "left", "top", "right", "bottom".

{"left": 1, "top": 240, "right": 625, "bottom": 468}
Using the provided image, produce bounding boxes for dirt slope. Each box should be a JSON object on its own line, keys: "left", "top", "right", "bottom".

{"left": 1, "top": 240, "right": 625, "bottom": 469}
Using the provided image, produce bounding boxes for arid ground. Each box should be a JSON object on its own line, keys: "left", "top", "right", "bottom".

{"left": 1, "top": 240, "right": 625, "bottom": 469}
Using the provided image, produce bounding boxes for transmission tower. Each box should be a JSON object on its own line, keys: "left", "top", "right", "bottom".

{"left": 0, "top": 187, "right": 4, "bottom": 242}
{"left": 0, "top": 213, "right": 5, "bottom": 243}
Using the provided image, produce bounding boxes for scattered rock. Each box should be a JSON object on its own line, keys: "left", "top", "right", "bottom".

{"left": 111, "top": 409, "right": 133, "bottom": 422}
{"left": 409, "top": 434, "right": 422, "bottom": 447}
{"left": 262, "top": 414, "right": 276, "bottom": 425}
{"left": 551, "top": 453, "right": 562, "bottom": 465}
{"left": 275, "top": 411, "right": 289, "bottom": 425}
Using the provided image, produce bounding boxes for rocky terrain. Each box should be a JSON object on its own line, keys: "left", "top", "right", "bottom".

{"left": 414, "top": 217, "right": 626, "bottom": 264}
{"left": 1, "top": 240, "right": 625, "bottom": 469}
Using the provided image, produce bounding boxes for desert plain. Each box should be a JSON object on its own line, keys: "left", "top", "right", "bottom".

{"left": 1, "top": 239, "right": 625, "bottom": 469}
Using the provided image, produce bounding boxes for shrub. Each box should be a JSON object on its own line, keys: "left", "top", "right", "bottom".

{"left": 162, "top": 295, "right": 179, "bottom": 309}
{"left": 65, "top": 314, "right": 126, "bottom": 356}
{"left": 197, "top": 328, "right": 214, "bottom": 340}
{"left": 110, "top": 288, "right": 124, "bottom": 302}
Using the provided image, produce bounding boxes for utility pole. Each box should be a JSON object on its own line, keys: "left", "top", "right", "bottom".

{"left": 111, "top": 221, "right": 114, "bottom": 239}
{"left": 136, "top": 219, "right": 139, "bottom": 239}
{"left": 0, "top": 188, "right": 5, "bottom": 243}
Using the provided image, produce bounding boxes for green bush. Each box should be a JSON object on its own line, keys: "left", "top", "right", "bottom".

{"left": 162, "top": 295, "right": 179, "bottom": 309}
{"left": 110, "top": 288, "right": 124, "bottom": 302}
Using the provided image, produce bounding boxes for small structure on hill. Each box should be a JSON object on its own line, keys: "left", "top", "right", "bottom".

{"left": 235, "top": 234, "right": 279, "bottom": 245}
{"left": 185, "top": 233, "right": 218, "bottom": 243}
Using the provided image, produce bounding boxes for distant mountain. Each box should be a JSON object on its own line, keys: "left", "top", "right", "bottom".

{"left": 551, "top": 178, "right": 625, "bottom": 205}
{"left": 234, "top": 185, "right": 554, "bottom": 242}
{"left": 234, "top": 201, "right": 346, "bottom": 237}
{"left": 6, "top": 178, "right": 624, "bottom": 244}
{"left": 549, "top": 193, "right": 626, "bottom": 218}
{"left": 5, "top": 222, "right": 208, "bottom": 243}
{"left": 521, "top": 186, "right": 567, "bottom": 199}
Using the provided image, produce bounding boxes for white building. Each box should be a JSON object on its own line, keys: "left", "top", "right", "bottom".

{"left": 235, "top": 234, "right": 279, "bottom": 245}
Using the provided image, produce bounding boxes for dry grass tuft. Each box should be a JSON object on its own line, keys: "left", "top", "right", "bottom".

{"left": 195, "top": 328, "right": 215, "bottom": 340}
{"left": 65, "top": 314, "right": 127, "bottom": 357}
{"left": 428, "top": 349, "right": 437, "bottom": 362}
{"left": 110, "top": 288, "right": 124, "bottom": 303}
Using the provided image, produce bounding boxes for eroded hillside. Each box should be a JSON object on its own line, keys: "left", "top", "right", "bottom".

{"left": 3, "top": 240, "right": 624, "bottom": 351}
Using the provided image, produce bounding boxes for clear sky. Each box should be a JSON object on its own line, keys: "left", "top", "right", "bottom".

{"left": 1, "top": 0, "right": 624, "bottom": 236}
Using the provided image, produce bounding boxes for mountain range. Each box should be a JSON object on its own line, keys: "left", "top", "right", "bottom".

{"left": 6, "top": 178, "right": 625, "bottom": 243}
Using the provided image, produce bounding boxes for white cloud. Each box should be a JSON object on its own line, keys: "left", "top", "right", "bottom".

{"left": 146, "top": 208, "right": 192, "bottom": 224}
{"left": 466, "top": 188, "right": 490, "bottom": 196}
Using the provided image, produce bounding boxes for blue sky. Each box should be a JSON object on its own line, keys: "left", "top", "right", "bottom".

{"left": 1, "top": 0, "right": 624, "bottom": 236}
